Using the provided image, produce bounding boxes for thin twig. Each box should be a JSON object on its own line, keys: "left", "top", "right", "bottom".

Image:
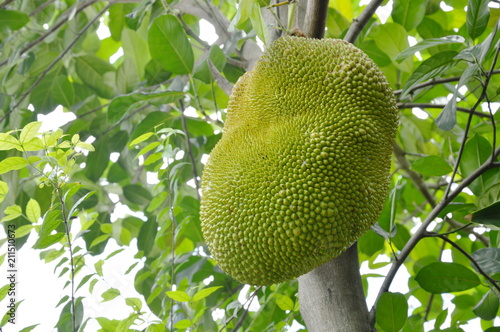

{"left": 393, "top": 69, "right": 500, "bottom": 96}
{"left": 397, "top": 103, "right": 492, "bottom": 119}
{"left": 0, "top": 0, "right": 15, "bottom": 10}
{"left": 344, "top": 0, "right": 384, "bottom": 44}
{"left": 179, "top": 99, "right": 201, "bottom": 200}
{"left": 369, "top": 145, "right": 500, "bottom": 324}
{"left": 0, "top": 3, "right": 110, "bottom": 124}
{"left": 0, "top": 0, "right": 99, "bottom": 68}
{"left": 443, "top": 43, "right": 500, "bottom": 200}
{"left": 218, "top": 286, "right": 262, "bottom": 332}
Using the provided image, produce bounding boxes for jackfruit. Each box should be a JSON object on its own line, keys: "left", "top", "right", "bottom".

{"left": 200, "top": 36, "right": 398, "bottom": 286}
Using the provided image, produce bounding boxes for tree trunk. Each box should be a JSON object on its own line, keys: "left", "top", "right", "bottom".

{"left": 298, "top": 244, "right": 372, "bottom": 332}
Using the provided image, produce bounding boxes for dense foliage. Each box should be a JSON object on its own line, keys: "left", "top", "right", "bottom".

{"left": 0, "top": 0, "right": 499, "bottom": 331}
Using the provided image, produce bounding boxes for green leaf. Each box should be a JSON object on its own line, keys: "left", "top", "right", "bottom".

{"left": 0, "top": 133, "right": 21, "bottom": 151}
{"left": 192, "top": 286, "right": 222, "bottom": 302}
{"left": 15, "top": 225, "right": 33, "bottom": 238}
{"left": 174, "top": 319, "right": 192, "bottom": 329}
{"left": 477, "top": 183, "right": 500, "bottom": 209}
{"left": 1, "top": 204, "right": 21, "bottom": 222}
{"left": 460, "top": 135, "right": 499, "bottom": 195}
{"left": 401, "top": 51, "right": 457, "bottom": 98}
{"left": 125, "top": 297, "right": 142, "bottom": 311}
{"left": 473, "top": 290, "right": 499, "bottom": 320}
{"left": 108, "top": 90, "right": 184, "bottom": 122}
{"left": 0, "top": 10, "right": 29, "bottom": 31}
{"left": 95, "top": 260, "right": 104, "bottom": 277}
{"left": 0, "top": 157, "right": 29, "bottom": 174}
{"left": 395, "top": 36, "right": 465, "bottom": 63}
{"left": 275, "top": 294, "right": 294, "bottom": 311}
{"left": 415, "top": 262, "right": 481, "bottom": 293}
{"left": 194, "top": 45, "right": 227, "bottom": 84}
{"left": 392, "top": 0, "right": 427, "bottom": 31}
{"left": 51, "top": 76, "right": 75, "bottom": 108}
{"left": 123, "top": 184, "right": 152, "bottom": 205}
{"left": 147, "top": 191, "right": 168, "bottom": 212}
{"left": 20, "top": 121, "right": 42, "bottom": 144}
{"left": 471, "top": 201, "right": 500, "bottom": 226}
{"left": 90, "top": 234, "right": 111, "bottom": 248}
{"left": 434, "top": 308, "right": 448, "bottom": 330}
{"left": 75, "top": 55, "right": 116, "bottom": 99}
{"left": 166, "top": 290, "right": 191, "bottom": 302}
{"left": 0, "top": 180, "right": 8, "bottom": 204}
{"left": 85, "top": 139, "right": 110, "bottom": 182}
{"left": 33, "top": 233, "right": 65, "bottom": 249}
{"left": 26, "top": 199, "right": 41, "bottom": 223}
{"left": 467, "top": 0, "right": 490, "bottom": 39}
{"left": 376, "top": 292, "right": 408, "bottom": 332}
{"left": 101, "top": 288, "right": 120, "bottom": 302}
{"left": 410, "top": 156, "right": 452, "bottom": 176}
{"left": 471, "top": 248, "right": 500, "bottom": 275}
{"left": 148, "top": 15, "right": 194, "bottom": 74}
{"left": 129, "top": 132, "right": 154, "bottom": 147}
{"left": 370, "top": 23, "right": 412, "bottom": 72}
{"left": 250, "top": 3, "right": 268, "bottom": 46}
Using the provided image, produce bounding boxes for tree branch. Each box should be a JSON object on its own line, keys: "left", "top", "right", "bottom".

{"left": 369, "top": 144, "right": 500, "bottom": 324}
{"left": 393, "top": 69, "right": 500, "bottom": 96}
{"left": 303, "top": 0, "right": 329, "bottom": 38}
{"left": 0, "top": 3, "right": 110, "bottom": 124}
{"left": 0, "top": 0, "right": 100, "bottom": 68}
{"left": 397, "top": 103, "right": 492, "bottom": 119}
{"left": 344, "top": 0, "right": 384, "bottom": 44}
{"left": 179, "top": 99, "right": 201, "bottom": 200}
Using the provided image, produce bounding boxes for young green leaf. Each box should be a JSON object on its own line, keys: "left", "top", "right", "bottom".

{"left": 395, "top": 35, "right": 464, "bottom": 63}
{"left": 275, "top": 294, "right": 294, "bottom": 311}
{"left": 165, "top": 290, "right": 191, "bottom": 302}
{"left": 0, "top": 157, "right": 29, "bottom": 174}
{"left": 26, "top": 198, "right": 41, "bottom": 223}
{"left": 415, "top": 262, "right": 481, "bottom": 293}
{"left": 101, "top": 288, "right": 120, "bottom": 302}
{"left": 1, "top": 204, "right": 22, "bottom": 222}
{"left": 174, "top": 319, "right": 192, "bottom": 329}
{"left": 0, "top": 133, "right": 21, "bottom": 151}
{"left": 376, "top": 292, "right": 408, "bottom": 332}
{"left": 0, "top": 180, "right": 8, "bottom": 204}
{"left": 410, "top": 155, "right": 452, "bottom": 176}
{"left": 148, "top": 15, "right": 194, "bottom": 74}
{"left": 33, "top": 233, "right": 65, "bottom": 249}
{"left": 192, "top": 286, "right": 222, "bottom": 302}
{"left": 392, "top": 0, "right": 426, "bottom": 31}
{"left": 400, "top": 51, "right": 457, "bottom": 98}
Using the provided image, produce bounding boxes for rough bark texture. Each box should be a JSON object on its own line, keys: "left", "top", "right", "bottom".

{"left": 298, "top": 245, "right": 372, "bottom": 332}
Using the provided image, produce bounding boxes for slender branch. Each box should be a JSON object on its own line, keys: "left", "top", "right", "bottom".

{"left": 397, "top": 103, "right": 492, "bottom": 119}
{"left": 369, "top": 145, "right": 500, "bottom": 324}
{"left": 344, "top": 0, "right": 384, "bottom": 44}
{"left": 29, "top": 0, "right": 56, "bottom": 17}
{"left": 443, "top": 42, "right": 500, "bottom": 200}
{"left": 56, "top": 187, "right": 77, "bottom": 332}
{"left": 0, "top": 0, "right": 14, "bottom": 10}
{"left": 217, "top": 287, "right": 261, "bottom": 332}
{"left": 0, "top": 3, "right": 110, "bottom": 124}
{"left": 178, "top": 100, "right": 201, "bottom": 200}
{"left": 393, "top": 69, "right": 500, "bottom": 96}
{"left": 303, "top": 0, "right": 329, "bottom": 38}
{"left": 0, "top": 0, "right": 99, "bottom": 68}
{"left": 428, "top": 232, "right": 500, "bottom": 293}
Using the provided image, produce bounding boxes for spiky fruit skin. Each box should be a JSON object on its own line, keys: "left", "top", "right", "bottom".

{"left": 200, "top": 36, "right": 398, "bottom": 285}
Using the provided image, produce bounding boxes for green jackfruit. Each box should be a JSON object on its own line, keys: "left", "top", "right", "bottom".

{"left": 200, "top": 36, "right": 398, "bottom": 285}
